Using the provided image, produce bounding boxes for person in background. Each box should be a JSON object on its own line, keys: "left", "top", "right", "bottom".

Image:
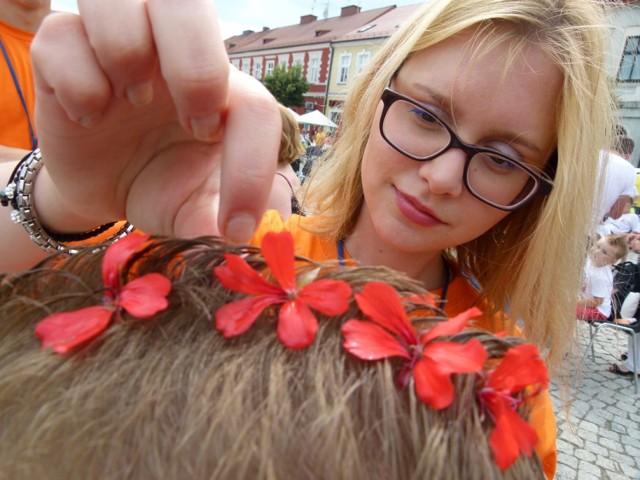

{"left": 268, "top": 104, "right": 303, "bottom": 219}
{"left": 0, "top": 0, "right": 51, "bottom": 153}
{"left": 614, "top": 135, "right": 635, "bottom": 162}
{"left": 577, "top": 234, "right": 628, "bottom": 321}
{"left": 314, "top": 128, "right": 325, "bottom": 155}
{"left": 0, "top": 2, "right": 616, "bottom": 477}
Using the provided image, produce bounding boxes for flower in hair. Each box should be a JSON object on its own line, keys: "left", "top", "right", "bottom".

{"left": 35, "top": 232, "right": 171, "bottom": 354}
{"left": 214, "top": 230, "right": 353, "bottom": 349}
{"left": 342, "top": 281, "right": 487, "bottom": 409}
{"left": 479, "top": 343, "right": 549, "bottom": 470}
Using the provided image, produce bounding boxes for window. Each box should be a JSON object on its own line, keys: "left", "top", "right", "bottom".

{"left": 619, "top": 36, "right": 640, "bottom": 82}
{"left": 338, "top": 53, "right": 352, "bottom": 84}
{"left": 253, "top": 57, "right": 262, "bottom": 80}
{"left": 307, "top": 53, "right": 321, "bottom": 83}
{"left": 355, "top": 50, "right": 370, "bottom": 77}
{"left": 241, "top": 59, "right": 250, "bottom": 75}
{"left": 292, "top": 53, "right": 304, "bottom": 68}
{"left": 231, "top": 59, "right": 240, "bottom": 69}
{"left": 278, "top": 54, "right": 289, "bottom": 69}
{"left": 265, "top": 60, "right": 275, "bottom": 77}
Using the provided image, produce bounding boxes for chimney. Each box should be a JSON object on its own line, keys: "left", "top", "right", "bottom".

{"left": 242, "top": 29, "right": 254, "bottom": 35}
{"left": 300, "top": 14, "right": 317, "bottom": 24}
{"left": 340, "top": 5, "right": 361, "bottom": 16}
{"left": 262, "top": 26, "right": 270, "bottom": 32}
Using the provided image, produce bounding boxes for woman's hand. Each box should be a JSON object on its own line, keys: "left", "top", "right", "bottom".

{"left": 30, "top": 0, "right": 280, "bottom": 243}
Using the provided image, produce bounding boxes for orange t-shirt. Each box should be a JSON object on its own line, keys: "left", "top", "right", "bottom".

{"left": 252, "top": 209, "right": 557, "bottom": 479}
{"left": 0, "top": 19, "right": 36, "bottom": 150}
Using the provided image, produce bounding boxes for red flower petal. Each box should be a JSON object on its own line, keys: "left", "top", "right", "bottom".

{"left": 102, "top": 231, "right": 149, "bottom": 289}
{"left": 420, "top": 307, "right": 482, "bottom": 344}
{"left": 116, "top": 273, "right": 171, "bottom": 318}
{"left": 423, "top": 338, "right": 487, "bottom": 374}
{"left": 488, "top": 344, "right": 549, "bottom": 394}
{"left": 215, "top": 254, "right": 283, "bottom": 296}
{"left": 413, "top": 357, "right": 456, "bottom": 409}
{"left": 342, "top": 319, "right": 411, "bottom": 360}
{"left": 299, "top": 279, "right": 352, "bottom": 315}
{"left": 35, "top": 306, "right": 113, "bottom": 354}
{"left": 489, "top": 400, "right": 539, "bottom": 470}
{"left": 277, "top": 300, "right": 318, "bottom": 349}
{"left": 261, "top": 231, "right": 297, "bottom": 291}
{"left": 215, "top": 295, "right": 281, "bottom": 337}
{"left": 354, "top": 282, "right": 418, "bottom": 346}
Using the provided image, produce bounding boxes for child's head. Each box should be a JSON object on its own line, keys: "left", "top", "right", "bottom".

{"left": 0, "top": 236, "right": 547, "bottom": 479}
{"left": 278, "top": 104, "right": 305, "bottom": 166}
{"left": 303, "top": 0, "right": 611, "bottom": 365}
{"left": 591, "top": 234, "right": 628, "bottom": 267}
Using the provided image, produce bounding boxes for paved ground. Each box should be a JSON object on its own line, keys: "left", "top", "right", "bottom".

{"left": 551, "top": 321, "right": 640, "bottom": 479}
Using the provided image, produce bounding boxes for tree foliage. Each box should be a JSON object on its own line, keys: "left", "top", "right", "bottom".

{"left": 263, "top": 65, "right": 309, "bottom": 107}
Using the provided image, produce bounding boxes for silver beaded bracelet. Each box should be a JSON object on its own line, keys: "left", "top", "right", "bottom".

{"left": 0, "top": 148, "right": 134, "bottom": 255}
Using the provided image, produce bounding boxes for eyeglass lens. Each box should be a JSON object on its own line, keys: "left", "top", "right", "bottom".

{"left": 382, "top": 97, "right": 539, "bottom": 208}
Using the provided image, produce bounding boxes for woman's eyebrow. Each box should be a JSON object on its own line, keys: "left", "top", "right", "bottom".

{"left": 408, "top": 81, "right": 544, "bottom": 156}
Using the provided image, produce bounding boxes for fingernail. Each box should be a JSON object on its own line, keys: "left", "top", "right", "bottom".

{"left": 125, "top": 81, "right": 154, "bottom": 107}
{"left": 224, "top": 213, "right": 256, "bottom": 244}
{"left": 78, "top": 113, "right": 101, "bottom": 128}
{"left": 190, "top": 113, "right": 221, "bottom": 142}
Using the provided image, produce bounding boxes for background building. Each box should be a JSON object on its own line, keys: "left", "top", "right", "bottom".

{"left": 226, "top": 1, "right": 640, "bottom": 163}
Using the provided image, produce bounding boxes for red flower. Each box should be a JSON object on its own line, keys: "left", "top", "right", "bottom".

{"left": 479, "top": 343, "right": 549, "bottom": 470}
{"left": 342, "top": 281, "right": 487, "bottom": 409}
{"left": 214, "top": 230, "right": 353, "bottom": 349}
{"left": 35, "top": 232, "right": 172, "bottom": 354}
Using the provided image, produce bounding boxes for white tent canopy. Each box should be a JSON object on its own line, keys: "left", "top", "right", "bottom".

{"left": 296, "top": 110, "right": 337, "bottom": 128}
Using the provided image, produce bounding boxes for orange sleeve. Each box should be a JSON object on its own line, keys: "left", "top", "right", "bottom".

{"left": 0, "top": 21, "right": 36, "bottom": 150}
{"left": 529, "top": 389, "right": 557, "bottom": 479}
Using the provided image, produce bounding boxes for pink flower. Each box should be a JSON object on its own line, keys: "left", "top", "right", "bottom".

{"left": 342, "top": 281, "right": 487, "bottom": 409}
{"left": 214, "top": 230, "right": 352, "bottom": 349}
{"left": 35, "top": 232, "right": 171, "bottom": 353}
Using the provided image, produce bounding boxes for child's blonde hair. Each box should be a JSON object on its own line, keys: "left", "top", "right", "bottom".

{"left": 605, "top": 234, "right": 629, "bottom": 261}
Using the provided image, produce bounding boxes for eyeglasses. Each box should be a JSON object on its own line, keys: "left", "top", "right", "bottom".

{"left": 379, "top": 88, "right": 555, "bottom": 211}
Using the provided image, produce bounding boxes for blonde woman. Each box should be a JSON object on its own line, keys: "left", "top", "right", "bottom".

{"left": 0, "top": 1, "right": 614, "bottom": 477}
{"left": 267, "top": 104, "right": 304, "bottom": 219}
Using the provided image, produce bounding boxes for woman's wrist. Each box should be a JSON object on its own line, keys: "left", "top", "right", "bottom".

{"left": 2, "top": 149, "right": 132, "bottom": 254}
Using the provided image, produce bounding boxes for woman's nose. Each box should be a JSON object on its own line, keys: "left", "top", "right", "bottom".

{"left": 417, "top": 148, "right": 466, "bottom": 197}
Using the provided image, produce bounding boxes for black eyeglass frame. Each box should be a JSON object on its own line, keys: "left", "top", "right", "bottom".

{"left": 378, "top": 88, "right": 555, "bottom": 212}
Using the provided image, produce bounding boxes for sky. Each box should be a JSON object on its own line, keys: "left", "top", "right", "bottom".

{"left": 51, "top": 0, "right": 422, "bottom": 39}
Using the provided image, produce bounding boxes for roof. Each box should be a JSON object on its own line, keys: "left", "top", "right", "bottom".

{"left": 336, "top": 3, "right": 423, "bottom": 42}
{"left": 225, "top": 5, "right": 396, "bottom": 54}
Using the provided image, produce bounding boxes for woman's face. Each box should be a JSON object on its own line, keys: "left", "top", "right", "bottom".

{"left": 357, "top": 28, "right": 562, "bottom": 256}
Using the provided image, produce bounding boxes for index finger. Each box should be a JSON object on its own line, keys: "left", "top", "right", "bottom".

{"left": 147, "top": 0, "right": 229, "bottom": 141}
{"left": 218, "top": 69, "right": 281, "bottom": 243}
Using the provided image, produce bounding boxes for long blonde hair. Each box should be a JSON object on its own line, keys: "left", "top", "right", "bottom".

{"left": 304, "top": 0, "right": 613, "bottom": 369}
{"left": 0, "top": 238, "right": 545, "bottom": 479}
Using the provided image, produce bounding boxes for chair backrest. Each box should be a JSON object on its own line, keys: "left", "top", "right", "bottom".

{"left": 612, "top": 261, "right": 640, "bottom": 320}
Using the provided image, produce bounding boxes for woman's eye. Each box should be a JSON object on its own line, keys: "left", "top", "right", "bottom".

{"left": 485, "top": 155, "right": 518, "bottom": 171}
{"left": 409, "top": 107, "right": 440, "bottom": 126}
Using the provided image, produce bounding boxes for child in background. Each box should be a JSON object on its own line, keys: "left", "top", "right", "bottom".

{"left": 577, "top": 235, "right": 629, "bottom": 321}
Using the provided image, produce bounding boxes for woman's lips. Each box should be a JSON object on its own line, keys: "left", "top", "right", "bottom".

{"left": 395, "top": 189, "right": 445, "bottom": 227}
